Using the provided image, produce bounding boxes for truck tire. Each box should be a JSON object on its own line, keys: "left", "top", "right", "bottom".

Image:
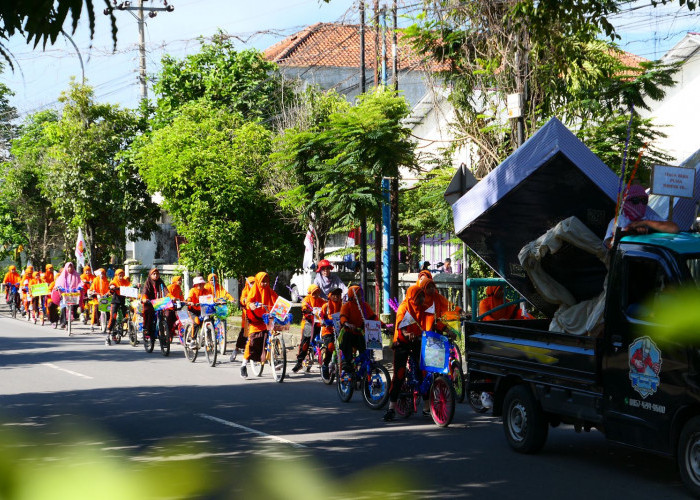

{"left": 502, "top": 384, "right": 548, "bottom": 454}
{"left": 678, "top": 416, "right": 700, "bottom": 496}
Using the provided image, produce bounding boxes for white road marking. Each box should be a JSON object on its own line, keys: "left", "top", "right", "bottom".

{"left": 197, "top": 413, "right": 306, "bottom": 449}
{"left": 42, "top": 363, "right": 93, "bottom": 380}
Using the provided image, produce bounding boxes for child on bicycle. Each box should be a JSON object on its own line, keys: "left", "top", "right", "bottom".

{"left": 204, "top": 273, "right": 234, "bottom": 301}
{"left": 241, "top": 271, "right": 278, "bottom": 379}
{"left": 167, "top": 275, "right": 184, "bottom": 301}
{"left": 141, "top": 268, "right": 174, "bottom": 342}
{"left": 292, "top": 284, "right": 326, "bottom": 373}
{"left": 384, "top": 284, "right": 428, "bottom": 422}
{"left": 338, "top": 285, "right": 380, "bottom": 373}
{"left": 106, "top": 269, "right": 131, "bottom": 345}
{"left": 3, "top": 265, "right": 21, "bottom": 308}
{"left": 88, "top": 268, "right": 110, "bottom": 331}
{"left": 185, "top": 275, "right": 211, "bottom": 342}
{"left": 232, "top": 276, "right": 254, "bottom": 361}
{"left": 319, "top": 287, "right": 343, "bottom": 379}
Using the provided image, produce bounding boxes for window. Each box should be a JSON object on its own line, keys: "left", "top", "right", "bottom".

{"left": 623, "top": 257, "right": 669, "bottom": 321}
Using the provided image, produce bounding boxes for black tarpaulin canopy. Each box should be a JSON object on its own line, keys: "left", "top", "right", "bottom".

{"left": 449, "top": 117, "right": 620, "bottom": 317}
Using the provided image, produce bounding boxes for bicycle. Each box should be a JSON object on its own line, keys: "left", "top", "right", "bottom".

{"left": 111, "top": 298, "right": 132, "bottom": 345}
{"left": 245, "top": 309, "right": 290, "bottom": 383}
{"left": 182, "top": 298, "right": 225, "bottom": 367}
{"left": 213, "top": 302, "right": 229, "bottom": 357}
{"left": 3, "top": 283, "right": 20, "bottom": 319}
{"left": 147, "top": 296, "right": 173, "bottom": 357}
{"left": 336, "top": 343, "right": 391, "bottom": 410}
{"left": 394, "top": 334, "right": 456, "bottom": 427}
{"left": 59, "top": 288, "right": 82, "bottom": 336}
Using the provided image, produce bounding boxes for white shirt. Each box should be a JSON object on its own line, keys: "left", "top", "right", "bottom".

{"left": 604, "top": 206, "right": 664, "bottom": 243}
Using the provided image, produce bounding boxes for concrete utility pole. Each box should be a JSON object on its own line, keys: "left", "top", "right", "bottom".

{"left": 380, "top": 6, "right": 390, "bottom": 315}
{"left": 104, "top": 0, "right": 175, "bottom": 103}
{"left": 359, "top": 1, "right": 368, "bottom": 296}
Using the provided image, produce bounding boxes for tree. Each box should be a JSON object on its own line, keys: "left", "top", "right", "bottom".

{"left": 404, "top": 1, "right": 685, "bottom": 179}
{"left": 267, "top": 87, "right": 351, "bottom": 262}
{"left": 0, "top": 0, "right": 117, "bottom": 68}
{"left": 41, "top": 81, "right": 159, "bottom": 265}
{"left": 2, "top": 110, "right": 65, "bottom": 267}
{"left": 152, "top": 34, "right": 291, "bottom": 128}
{"left": 134, "top": 101, "right": 302, "bottom": 277}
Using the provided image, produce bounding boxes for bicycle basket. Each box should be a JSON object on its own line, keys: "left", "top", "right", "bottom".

{"left": 202, "top": 303, "right": 216, "bottom": 316}
{"left": 176, "top": 309, "right": 190, "bottom": 325}
{"left": 63, "top": 292, "right": 81, "bottom": 305}
{"left": 214, "top": 304, "right": 228, "bottom": 319}
{"left": 98, "top": 295, "right": 112, "bottom": 313}
{"left": 420, "top": 330, "right": 450, "bottom": 374}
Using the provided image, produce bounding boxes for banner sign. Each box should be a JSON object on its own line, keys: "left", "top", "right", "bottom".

{"left": 651, "top": 165, "right": 696, "bottom": 199}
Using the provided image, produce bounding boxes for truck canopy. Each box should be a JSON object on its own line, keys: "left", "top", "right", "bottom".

{"left": 450, "top": 117, "right": 618, "bottom": 317}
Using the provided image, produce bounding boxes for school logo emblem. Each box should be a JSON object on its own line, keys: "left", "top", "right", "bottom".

{"left": 628, "top": 336, "right": 662, "bottom": 399}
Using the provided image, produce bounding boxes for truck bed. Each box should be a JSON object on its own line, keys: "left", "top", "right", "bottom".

{"left": 467, "top": 319, "right": 604, "bottom": 421}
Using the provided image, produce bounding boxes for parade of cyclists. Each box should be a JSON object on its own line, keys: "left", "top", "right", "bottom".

{"left": 1, "top": 256, "right": 467, "bottom": 424}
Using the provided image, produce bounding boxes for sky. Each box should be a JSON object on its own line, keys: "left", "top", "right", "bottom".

{"left": 1, "top": 0, "right": 699, "bottom": 120}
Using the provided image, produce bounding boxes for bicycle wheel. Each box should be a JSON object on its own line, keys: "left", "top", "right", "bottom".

{"left": 217, "top": 323, "right": 227, "bottom": 356}
{"left": 430, "top": 375, "right": 456, "bottom": 427}
{"left": 395, "top": 379, "right": 413, "bottom": 418}
{"left": 143, "top": 328, "right": 155, "bottom": 353}
{"left": 271, "top": 335, "right": 286, "bottom": 383}
{"left": 67, "top": 306, "right": 72, "bottom": 336}
{"left": 249, "top": 358, "right": 264, "bottom": 377}
{"left": 450, "top": 361, "right": 465, "bottom": 403}
{"left": 128, "top": 319, "right": 138, "bottom": 347}
{"left": 10, "top": 295, "right": 16, "bottom": 319}
{"left": 183, "top": 325, "right": 198, "bottom": 362}
{"left": 158, "top": 316, "right": 170, "bottom": 357}
{"left": 321, "top": 353, "right": 336, "bottom": 385}
{"left": 337, "top": 367, "right": 354, "bottom": 403}
{"left": 362, "top": 363, "right": 391, "bottom": 410}
{"left": 204, "top": 323, "right": 217, "bottom": 367}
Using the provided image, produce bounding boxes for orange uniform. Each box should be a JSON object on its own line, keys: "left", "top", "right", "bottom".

{"left": 204, "top": 274, "right": 234, "bottom": 301}
{"left": 167, "top": 277, "right": 184, "bottom": 301}
{"left": 479, "top": 286, "right": 518, "bottom": 321}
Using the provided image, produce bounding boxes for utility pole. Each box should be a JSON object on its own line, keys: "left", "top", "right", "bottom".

{"left": 389, "top": 0, "right": 399, "bottom": 319}
{"left": 373, "top": 0, "right": 382, "bottom": 311}
{"left": 359, "top": 1, "right": 368, "bottom": 297}
{"left": 104, "top": 0, "right": 175, "bottom": 103}
{"left": 380, "top": 6, "right": 390, "bottom": 315}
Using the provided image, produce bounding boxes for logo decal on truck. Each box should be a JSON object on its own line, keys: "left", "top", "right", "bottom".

{"left": 628, "top": 336, "right": 662, "bottom": 399}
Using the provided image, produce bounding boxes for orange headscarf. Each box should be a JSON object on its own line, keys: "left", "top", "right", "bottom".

{"left": 301, "top": 284, "right": 325, "bottom": 330}
{"left": 479, "top": 286, "right": 517, "bottom": 321}
{"left": 246, "top": 272, "right": 279, "bottom": 333}
{"left": 340, "top": 285, "right": 376, "bottom": 331}
{"left": 394, "top": 284, "right": 427, "bottom": 343}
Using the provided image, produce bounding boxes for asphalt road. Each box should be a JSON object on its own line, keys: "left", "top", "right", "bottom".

{"left": 0, "top": 309, "right": 690, "bottom": 499}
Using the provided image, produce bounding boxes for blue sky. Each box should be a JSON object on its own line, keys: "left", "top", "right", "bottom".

{"left": 1, "top": 0, "right": 698, "bottom": 119}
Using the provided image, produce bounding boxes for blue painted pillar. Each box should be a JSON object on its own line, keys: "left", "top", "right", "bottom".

{"left": 382, "top": 178, "right": 391, "bottom": 314}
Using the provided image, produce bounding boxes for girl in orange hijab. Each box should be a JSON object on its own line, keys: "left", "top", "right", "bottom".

{"left": 292, "top": 284, "right": 326, "bottom": 373}
{"left": 241, "top": 272, "right": 278, "bottom": 378}
{"left": 106, "top": 269, "right": 131, "bottom": 342}
{"left": 3, "top": 265, "right": 21, "bottom": 307}
{"left": 232, "top": 276, "right": 255, "bottom": 362}
{"left": 417, "top": 277, "right": 462, "bottom": 332}
{"left": 319, "top": 287, "right": 343, "bottom": 378}
{"left": 167, "top": 275, "right": 184, "bottom": 301}
{"left": 338, "top": 285, "right": 379, "bottom": 372}
{"left": 384, "top": 284, "right": 428, "bottom": 421}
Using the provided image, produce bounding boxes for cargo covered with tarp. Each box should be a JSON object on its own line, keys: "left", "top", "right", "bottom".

{"left": 450, "top": 117, "right": 619, "bottom": 318}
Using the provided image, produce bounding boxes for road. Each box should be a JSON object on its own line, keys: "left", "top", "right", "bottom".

{"left": 0, "top": 309, "right": 690, "bottom": 499}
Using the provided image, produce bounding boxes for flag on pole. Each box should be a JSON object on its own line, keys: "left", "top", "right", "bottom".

{"left": 75, "top": 228, "right": 86, "bottom": 268}
{"left": 303, "top": 224, "right": 315, "bottom": 271}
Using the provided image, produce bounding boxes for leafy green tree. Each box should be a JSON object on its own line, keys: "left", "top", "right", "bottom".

{"left": 134, "top": 101, "right": 302, "bottom": 276}
{"left": 2, "top": 110, "right": 65, "bottom": 267}
{"left": 41, "top": 81, "right": 159, "bottom": 265}
{"left": 152, "top": 34, "right": 290, "bottom": 128}
{"left": 268, "top": 87, "right": 351, "bottom": 261}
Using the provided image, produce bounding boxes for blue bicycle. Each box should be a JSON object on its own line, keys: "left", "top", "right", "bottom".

{"left": 394, "top": 349, "right": 456, "bottom": 427}
{"left": 337, "top": 345, "right": 391, "bottom": 410}
{"left": 3, "top": 282, "right": 20, "bottom": 319}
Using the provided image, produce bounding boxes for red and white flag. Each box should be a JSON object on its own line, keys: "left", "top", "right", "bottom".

{"left": 75, "top": 228, "right": 86, "bottom": 268}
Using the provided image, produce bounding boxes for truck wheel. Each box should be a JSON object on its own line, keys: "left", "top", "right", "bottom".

{"left": 502, "top": 384, "right": 548, "bottom": 454}
{"left": 678, "top": 416, "right": 700, "bottom": 496}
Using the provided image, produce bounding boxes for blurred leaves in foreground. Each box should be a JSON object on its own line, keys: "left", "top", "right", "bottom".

{"left": 640, "top": 285, "right": 700, "bottom": 343}
{"left": 0, "top": 426, "right": 413, "bottom": 499}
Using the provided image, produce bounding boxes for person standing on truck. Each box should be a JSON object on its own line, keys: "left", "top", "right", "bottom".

{"left": 384, "top": 284, "right": 428, "bottom": 422}
{"left": 479, "top": 286, "right": 519, "bottom": 321}
{"left": 313, "top": 259, "right": 347, "bottom": 300}
{"left": 604, "top": 184, "right": 679, "bottom": 248}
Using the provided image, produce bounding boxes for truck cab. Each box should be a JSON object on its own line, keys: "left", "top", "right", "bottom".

{"left": 466, "top": 232, "right": 700, "bottom": 495}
